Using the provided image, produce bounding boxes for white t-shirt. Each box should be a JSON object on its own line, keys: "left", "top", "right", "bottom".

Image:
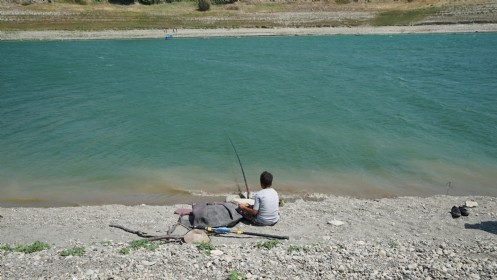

{"left": 253, "top": 188, "right": 279, "bottom": 225}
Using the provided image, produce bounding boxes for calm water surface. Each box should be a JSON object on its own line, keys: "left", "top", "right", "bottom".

{"left": 1, "top": 33, "right": 496, "bottom": 206}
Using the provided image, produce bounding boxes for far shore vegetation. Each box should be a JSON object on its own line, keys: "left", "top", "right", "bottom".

{"left": 0, "top": 0, "right": 494, "bottom": 31}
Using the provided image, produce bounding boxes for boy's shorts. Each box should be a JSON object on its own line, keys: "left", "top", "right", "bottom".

{"left": 236, "top": 208, "right": 278, "bottom": 226}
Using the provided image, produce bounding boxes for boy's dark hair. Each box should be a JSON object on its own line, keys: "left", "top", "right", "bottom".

{"left": 260, "top": 171, "right": 273, "bottom": 188}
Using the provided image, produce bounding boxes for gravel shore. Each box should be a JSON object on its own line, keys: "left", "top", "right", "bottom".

{"left": 1, "top": 195, "right": 496, "bottom": 279}
{"left": 1, "top": 24, "right": 497, "bottom": 41}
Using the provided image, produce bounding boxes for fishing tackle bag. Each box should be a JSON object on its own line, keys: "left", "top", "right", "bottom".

{"left": 181, "top": 202, "right": 243, "bottom": 228}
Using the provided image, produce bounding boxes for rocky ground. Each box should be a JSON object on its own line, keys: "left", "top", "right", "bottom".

{"left": 421, "top": 2, "right": 497, "bottom": 25}
{"left": 1, "top": 195, "right": 496, "bottom": 279}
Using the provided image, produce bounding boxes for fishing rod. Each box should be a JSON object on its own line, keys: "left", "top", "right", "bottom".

{"left": 205, "top": 227, "right": 289, "bottom": 240}
{"left": 227, "top": 135, "right": 250, "bottom": 198}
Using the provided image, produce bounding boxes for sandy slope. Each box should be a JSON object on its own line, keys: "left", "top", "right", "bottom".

{"left": 1, "top": 24, "right": 497, "bottom": 41}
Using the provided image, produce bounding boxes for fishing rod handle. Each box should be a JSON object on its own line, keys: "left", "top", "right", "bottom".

{"left": 207, "top": 227, "right": 231, "bottom": 234}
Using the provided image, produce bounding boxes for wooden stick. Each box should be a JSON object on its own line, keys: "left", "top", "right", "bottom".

{"left": 110, "top": 223, "right": 186, "bottom": 242}
{"left": 145, "top": 235, "right": 184, "bottom": 241}
{"left": 109, "top": 224, "right": 156, "bottom": 238}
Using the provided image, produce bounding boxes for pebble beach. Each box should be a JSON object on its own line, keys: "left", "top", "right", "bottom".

{"left": 1, "top": 195, "right": 496, "bottom": 279}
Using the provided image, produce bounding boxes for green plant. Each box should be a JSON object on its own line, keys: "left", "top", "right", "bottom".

{"left": 229, "top": 270, "right": 246, "bottom": 280}
{"left": 288, "top": 245, "right": 300, "bottom": 253}
{"left": 100, "top": 240, "right": 112, "bottom": 246}
{"left": 197, "top": 0, "right": 210, "bottom": 11}
{"left": 256, "top": 240, "right": 279, "bottom": 250}
{"left": 119, "top": 240, "right": 158, "bottom": 255}
{"left": 287, "top": 244, "right": 310, "bottom": 253}
{"left": 16, "top": 241, "right": 51, "bottom": 253}
{"left": 196, "top": 242, "right": 215, "bottom": 255}
{"left": 119, "top": 247, "right": 130, "bottom": 255}
{"left": 20, "top": 0, "right": 32, "bottom": 5}
{"left": 1, "top": 241, "right": 51, "bottom": 254}
{"left": 337, "top": 243, "right": 346, "bottom": 250}
{"left": 0, "top": 244, "right": 14, "bottom": 252}
{"left": 335, "top": 0, "right": 350, "bottom": 4}
{"left": 60, "top": 246, "right": 86, "bottom": 257}
{"left": 128, "top": 240, "right": 158, "bottom": 251}
{"left": 388, "top": 240, "right": 398, "bottom": 248}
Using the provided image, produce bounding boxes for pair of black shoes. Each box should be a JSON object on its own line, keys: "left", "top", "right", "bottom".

{"left": 451, "top": 206, "right": 469, "bottom": 218}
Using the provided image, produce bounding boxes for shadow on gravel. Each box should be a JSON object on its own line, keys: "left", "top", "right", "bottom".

{"left": 464, "top": 221, "right": 497, "bottom": 235}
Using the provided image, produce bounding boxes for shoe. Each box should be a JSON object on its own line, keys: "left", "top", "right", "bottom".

{"left": 451, "top": 206, "right": 461, "bottom": 218}
{"left": 459, "top": 206, "right": 469, "bottom": 216}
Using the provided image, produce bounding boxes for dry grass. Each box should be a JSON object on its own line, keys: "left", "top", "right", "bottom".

{"left": 0, "top": 0, "right": 495, "bottom": 30}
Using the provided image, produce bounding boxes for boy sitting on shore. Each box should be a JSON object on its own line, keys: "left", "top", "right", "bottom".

{"left": 238, "top": 171, "right": 279, "bottom": 226}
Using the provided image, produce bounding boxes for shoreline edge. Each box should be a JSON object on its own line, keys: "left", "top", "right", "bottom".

{"left": 2, "top": 24, "right": 497, "bottom": 41}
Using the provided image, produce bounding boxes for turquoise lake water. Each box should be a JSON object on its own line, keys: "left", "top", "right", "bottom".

{"left": 1, "top": 33, "right": 496, "bottom": 206}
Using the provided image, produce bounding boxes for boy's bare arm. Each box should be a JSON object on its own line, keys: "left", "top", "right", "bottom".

{"left": 239, "top": 203, "right": 258, "bottom": 216}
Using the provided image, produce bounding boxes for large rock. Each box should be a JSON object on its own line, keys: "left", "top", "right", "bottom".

{"left": 465, "top": 200, "right": 478, "bottom": 208}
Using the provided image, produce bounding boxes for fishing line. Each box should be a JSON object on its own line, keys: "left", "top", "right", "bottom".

{"left": 226, "top": 134, "right": 250, "bottom": 198}
{"left": 227, "top": 147, "right": 242, "bottom": 195}
{"left": 223, "top": 138, "right": 241, "bottom": 194}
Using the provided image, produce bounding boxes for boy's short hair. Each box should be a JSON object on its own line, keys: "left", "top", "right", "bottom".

{"left": 260, "top": 171, "right": 273, "bottom": 187}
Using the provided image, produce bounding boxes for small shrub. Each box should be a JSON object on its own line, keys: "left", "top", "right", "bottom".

{"left": 388, "top": 240, "right": 398, "bottom": 248}
{"left": 20, "top": 0, "right": 32, "bottom": 5}
{"left": 256, "top": 240, "right": 279, "bottom": 250}
{"left": 119, "top": 247, "right": 130, "bottom": 255}
{"left": 211, "top": 0, "right": 235, "bottom": 4}
{"left": 60, "top": 246, "right": 85, "bottom": 257}
{"left": 196, "top": 242, "right": 215, "bottom": 255}
{"left": 229, "top": 270, "right": 247, "bottom": 280}
{"left": 288, "top": 245, "right": 300, "bottom": 253}
{"left": 100, "top": 240, "right": 112, "bottom": 246}
{"left": 336, "top": 0, "right": 350, "bottom": 4}
{"left": 128, "top": 240, "right": 158, "bottom": 251}
{"left": 198, "top": 0, "right": 210, "bottom": 11}
{"left": 108, "top": 0, "right": 134, "bottom": 5}
{"left": 287, "top": 244, "right": 310, "bottom": 253}
{"left": 17, "top": 241, "right": 51, "bottom": 253}
{"left": 1, "top": 241, "right": 51, "bottom": 254}
{"left": 138, "top": 0, "right": 158, "bottom": 4}
{"left": 0, "top": 244, "right": 14, "bottom": 252}
{"left": 337, "top": 243, "right": 346, "bottom": 249}
{"left": 119, "top": 240, "right": 158, "bottom": 255}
